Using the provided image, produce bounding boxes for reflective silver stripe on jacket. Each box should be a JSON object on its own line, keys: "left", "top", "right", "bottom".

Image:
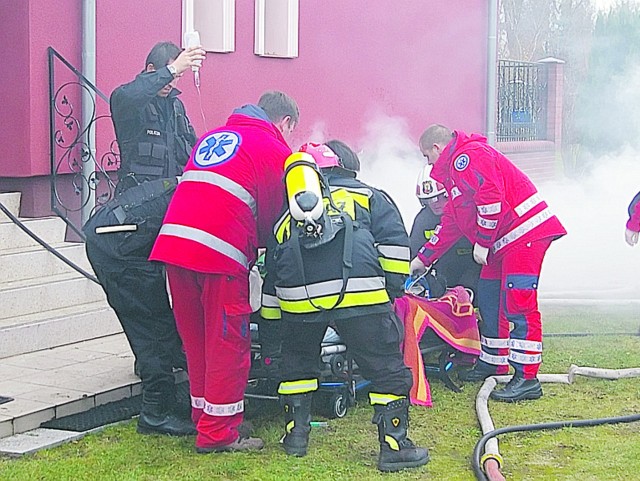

{"left": 159, "top": 223, "right": 249, "bottom": 269}
{"left": 180, "top": 170, "right": 257, "bottom": 217}
{"left": 275, "top": 276, "right": 386, "bottom": 301}
{"left": 477, "top": 202, "right": 501, "bottom": 215}
{"left": 477, "top": 214, "right": 498, "bottom": 230}
{"left": 492, "top": 208, "right": 552, "bottom": 254}
{"left": 377, "top": 245, "right": 410, "bottom": 261}
{"left": 514, "top": 192, "right": 542, "bottom": 217}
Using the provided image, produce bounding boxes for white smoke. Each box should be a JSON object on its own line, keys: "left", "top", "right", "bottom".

{"left": 356, "top": 115, "right": 640, "bottom": 301}
{"left": 538, "top": 149, "right": 640, "bottom": 300}
{"left": 357, "top": 114, "right": 424, "bottom": 228}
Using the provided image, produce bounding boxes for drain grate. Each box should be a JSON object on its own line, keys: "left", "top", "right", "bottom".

{"left": 41, "top": 382, "right": 190, "bottom": 432}
{"left": 0, "top": 396, "right": 13, "bottom": 405}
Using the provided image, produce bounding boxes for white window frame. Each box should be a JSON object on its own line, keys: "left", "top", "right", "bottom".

{"left": 254, "top": 0, "right": 299, "bottom": 58}
{"left": 182, "top": 0, "right": 235, "bottom": 53}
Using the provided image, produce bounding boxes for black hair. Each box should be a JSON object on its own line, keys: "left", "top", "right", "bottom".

{"left": 145, "top": 42, "right": 181, "bottom": 69}
{"left": 325, "top": 139, "right": 361, "bottom": 173}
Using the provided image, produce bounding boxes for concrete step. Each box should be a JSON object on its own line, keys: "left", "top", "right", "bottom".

{"left": 0, "top": 333, "right": 138, "bottom": 439}
{"left": 0, "top": 274, "right": 106, "bottom": 321}
{"left": 0, "top": 242, "right": 90, "bottom": 284}
{"left": 0, "top": 333, "right": 188, "bottom": 445}
{"left": 0, "top": 217, "right": 66, "bottom": 251}
{"left": 0, "top": 192, "right": 21, "bottom": 223}
{"left": 0, "top": 300, "right": 122, "bottom": 359}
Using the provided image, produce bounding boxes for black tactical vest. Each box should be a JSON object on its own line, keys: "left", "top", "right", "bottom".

{"left": 117, "top": 97, "right": 196, "bottom": 186}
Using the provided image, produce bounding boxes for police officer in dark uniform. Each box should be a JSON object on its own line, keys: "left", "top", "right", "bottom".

{"left": 260, "top": 141, "right": 429, "bottom": 473}
{"left": 83, "top": 178, "right": 195, "bottom": 436}
{"left": 110, "top": 41, "right": 205, "bottom": 190}
{"left": 410, "top": 164, "right": 481, "bottom": 301}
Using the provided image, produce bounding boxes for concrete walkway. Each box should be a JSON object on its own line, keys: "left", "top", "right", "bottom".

{"left": 0, "top": 333, "right": 140, "bottom": 443}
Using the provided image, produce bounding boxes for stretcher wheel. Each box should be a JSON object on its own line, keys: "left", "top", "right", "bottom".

{"left": 330, "top": 354, "right": 346, "bottom": 376}
{"left": 328, "top": 392, "right": 348, "bottom": 419}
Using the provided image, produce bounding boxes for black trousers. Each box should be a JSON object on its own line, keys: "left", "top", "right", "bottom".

{"left": 86, "top": 242, "right": 183, "bottom": 395}
{"left": 280, "top": 311, "right": 413, "bottom": 397}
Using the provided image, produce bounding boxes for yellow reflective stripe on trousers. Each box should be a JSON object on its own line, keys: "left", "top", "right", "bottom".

{"left": 378, "top": 257, "right": 410, "bottom": 275}
{"left": 278, "top": 289, "right": 389, "bottom": 314}
{"left": 260, "top": 306, "right": 281, "bottom": 320}
{"left": 369, "top": 392, "right": 406, "bottom": 405}
{"left": 278, "top": 379, "right": 319, "bottom": 395}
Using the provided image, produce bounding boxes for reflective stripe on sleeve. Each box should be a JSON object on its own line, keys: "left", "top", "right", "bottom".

{"left": 514, "top": 193, "right": 542, "bottom": 217}
{"left": 477, "top": 202, "right": 501, "bottom": 215}
{"left": 378, "top": 257, "right": 410, "bottom": 275}
{"left": 477, "top": 214, "right": 498, "bottom": 230}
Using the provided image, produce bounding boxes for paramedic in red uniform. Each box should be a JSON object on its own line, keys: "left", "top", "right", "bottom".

{"left": 150, "top": 91, "right": 299, "bottom": 451}
{"left": 410, "top": 125, "right": 567, "bottom": 402}
{"left": 625, "top": 191, "right": 640, "bottom": 246}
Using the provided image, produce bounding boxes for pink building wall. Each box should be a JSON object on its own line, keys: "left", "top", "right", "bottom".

{"left": 0, "top": 0, "right": 490, "bottom": 214}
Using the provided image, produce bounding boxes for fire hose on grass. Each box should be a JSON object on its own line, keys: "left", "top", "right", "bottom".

{"left": 472, "top": 365, "right": 640, "bottom": 481}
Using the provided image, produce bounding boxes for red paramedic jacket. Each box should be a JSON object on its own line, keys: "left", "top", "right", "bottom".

{"left": 417, "top": 131, "right": 566, "bottom": 266}
{"left": 150, "top": 106, "right": 291, "bottom": 277}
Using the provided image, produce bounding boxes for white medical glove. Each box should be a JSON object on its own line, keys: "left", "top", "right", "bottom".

{"left": 410, "top": 257, "right": 427, "bottom": 275}
{"left": 473, "top": 243, "right": 489, "bottom": 265}
{"left": 625, "top": 228, "right": 639, "bottom": 246}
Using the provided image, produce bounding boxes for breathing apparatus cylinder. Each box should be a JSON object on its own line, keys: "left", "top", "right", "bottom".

{"left": 284, "top": 152, "right": 325, "bottom": 237}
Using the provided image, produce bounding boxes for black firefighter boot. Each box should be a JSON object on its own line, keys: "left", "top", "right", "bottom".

{"left": 372, "top": 398, "right": 429, "bottom": 472}
{"left": 281, "top": 393, "right": 313, "bottom": 456}
{"left": 137, "top": 390, "right": 197, "bottom": 436}
{"left": 490, "top": 375, "right": 542, "bottom": 402}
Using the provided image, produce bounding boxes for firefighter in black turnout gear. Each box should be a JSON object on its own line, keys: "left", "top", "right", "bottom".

{"left": 83, "top": 179, "right": 194, "bottom": 436}
{"left": 409, "top": 164, "right": 481, "bottom": 302}
{"left": 260, "top": 141, "right": 429, "bottom": 472}
{"left": 110, "top": 41, "right": 204, "bottom": 191}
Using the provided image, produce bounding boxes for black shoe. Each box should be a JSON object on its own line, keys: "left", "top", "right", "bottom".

{"left": 490, "top": 376, "right": 542, "bottom": 402}
{"left": 137, "top": 391, "right": 197, "bottom": 436}
{"left": 378, "top": 440, "right": 430, "bottom": 473}
{"left": 458, "top": 366, "right": 497, "bottom": 383}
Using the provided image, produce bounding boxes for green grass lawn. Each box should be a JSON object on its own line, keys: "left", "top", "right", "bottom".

{"left": 1, "top": 303, "right": 639, "bottom": 480}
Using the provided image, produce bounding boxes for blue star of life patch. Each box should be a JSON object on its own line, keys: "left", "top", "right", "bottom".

{"left": 454, "top": 154, "right": 470, "bottom": 172}
{"left": 194, "top": 131, "right": 241, "bottom": 167}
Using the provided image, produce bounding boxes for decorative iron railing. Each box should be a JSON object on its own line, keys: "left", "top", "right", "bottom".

{"left": 48, "top": 47, "right": 119, "bottom": 239}
{"left": 497, "top": 60, "right": 549, "bottom": 142}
